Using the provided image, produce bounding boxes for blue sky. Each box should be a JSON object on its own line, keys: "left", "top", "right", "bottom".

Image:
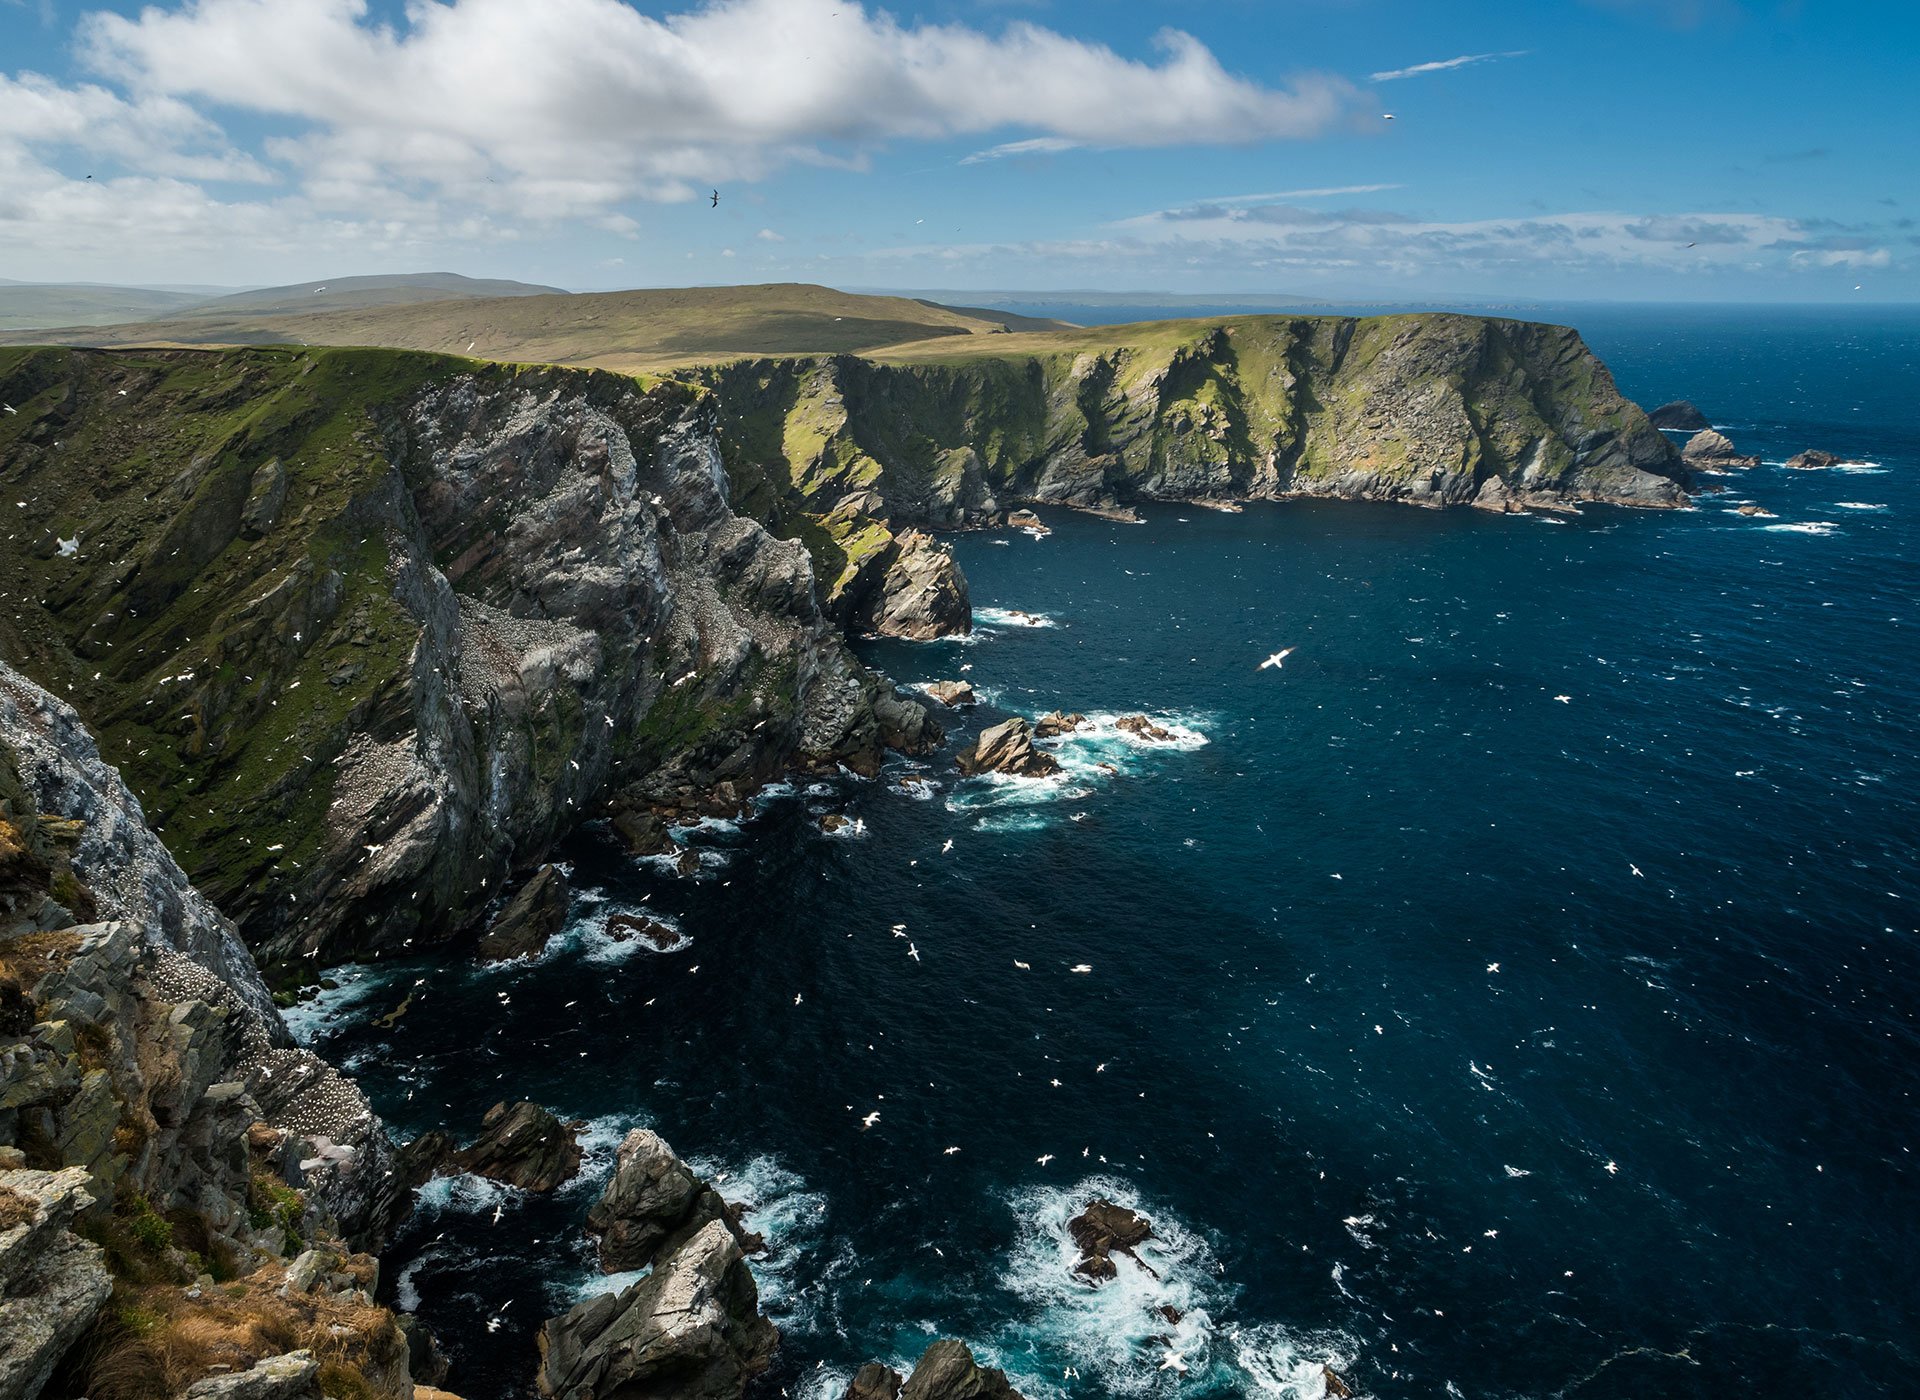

{"left": 1, "top": 0, "right": 1914, "bottom": 299}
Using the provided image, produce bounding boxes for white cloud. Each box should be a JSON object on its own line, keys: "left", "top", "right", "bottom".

{"left": 960, "top": 136, "right": 1083, "bottom": 165}
{"left": 1370, "top": 51, "right": 1527, "bottom": 82}
{"left": 66, "top": 0, "right": 1353, "bottom": 214}
{"left": 756, "top": 227, "right": 784, "bottom": 242}
{"left": 1192, "top": 183, "right": 1403, "bottom": 204}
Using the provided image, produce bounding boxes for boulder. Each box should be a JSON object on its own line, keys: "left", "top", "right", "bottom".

{"left": 476, "top": 864, "right": 570, "bottom": 962}
{"left": 1647, "top": 401, "right": 1710, "bottom": 431}
{"left": 453, "top": 1102, "right": 583, "bottom": 1192}
{"left": 1068, "top": 1199, "right": 1156, "bottom": 1283}
{"left": 1032, "top": 711, "right": 1085, "bottom": 739}
{"left": 857, "top": 530, "right": 972, "bottom": 640}
{"left": 181, "top": 1350, "right": 324, "bottom": 1400}
{"left": 1783, "top": 449, "right": 1869, "bottom": 470}
{"left": 1114, "top": 714, "right": 1174, "bottom": 743}
{"left": 920, "top": 681, "right": 976, "bottom": 708}
{"left": 605, "top": 914, "right": 679, "bottom": 950}
{"left": 537, "top": 1219, "right": 776, "bottom": 1400}
{"left": 585, "top": 1128, "right": 747, "bottom": 1273}
{"left": 954, "top": 719, "right": 1059, "bottom": 779}
{"left": 1681, "top": 429, "right": 1759, "bottom": 469}
{"left": 1736, "top": 504, "right": 1775, "bottom": 518}
{"left": 898, "top": 1340, "right": 1025, "bottom": 1400}
{"left": 1007, "top": 509, "right": 1051, "bottom": 536}
{"left": 844, "top": 1362, "right": 905, "bottom": 1400}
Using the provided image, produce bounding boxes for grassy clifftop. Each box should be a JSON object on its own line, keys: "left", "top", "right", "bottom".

{"left": 701, "top": 312, "right": 1686, "bottom": 613}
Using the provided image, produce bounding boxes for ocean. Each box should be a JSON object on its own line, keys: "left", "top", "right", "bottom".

{"left": 293, "top": 303, "right": 1920, "bottom": 1399}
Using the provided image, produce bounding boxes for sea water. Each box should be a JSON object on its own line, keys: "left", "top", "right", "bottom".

{"left": 298, "top": 304, "right": 1920, "bottom": 1398}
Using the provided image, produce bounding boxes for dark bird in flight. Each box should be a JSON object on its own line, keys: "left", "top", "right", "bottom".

{"left": 710, "top": 189, "right": 719, "bottom": 207}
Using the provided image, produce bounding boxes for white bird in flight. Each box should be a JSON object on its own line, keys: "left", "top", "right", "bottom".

{"left": 1629, "top": 864, "right": 1644, "bottom": 878}
{"left": 941, "top": 839, "right": 954, "bottom": 853}
{"left": 56, "top": 535, "right": 78, "bottom": 557}
{"left": 908, "top": 943, "right": 922, "bottom": 961}
{"left": 861, "top": 1111, "right": 880, "bottom": 1129}
{"left": 1258, "top": 647, "right": 1295, "bottom": 670}
{"left": 1160, "top": 1351, "right": 1189, "bottom": 1374}
{"left": 1070, "top": 963, "right": 1092, "bottom": 973}
{"left": 1, "top": 404, "right": 14, "bottom": 415}
{"left": 1036, "top": 1154, "right": 1054, "bottom": 1165}
{"left": 943, "top": 1146, "right": 961, "bottom": 1155}
{"left": 1013, "top": 959, "right": 1031, "bottom": 970}
{"left": 1554, "top": 694, "right": 1572, "bottom": 703}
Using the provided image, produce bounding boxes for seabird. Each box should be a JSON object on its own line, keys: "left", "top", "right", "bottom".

{"left": 1487, "top": 962, "right": 1500, "bottom": 973}
{"left": 1554, "top": 694, "right": 1572, "bottom": 703}
{"left": 943, "top": 1146, "right": 961, "bottom": 1154}
{"left": 56, "top": 535, "right": 78, "bottom": 557}
{"left": 1014, "top": 959, "right": 1031, "bottom": 969}
{"left": 1, "top": 405, "right": 14, "bottom": 414}
{"left": 1383, "top": 113, "right": 1396, "bottom": 121}
{"left": 1160, "top": 1351, "right": 1189, "bottom": 1374}
{"left": 861, "top": 1111, "right": 880, "bottom": 1128}
{"left": 793, "top": 993, "right": 803, "bottom": 1005}
{"left": 1069, "top": 963, "right": 1092, "bottom": 973}
{"left": 711, "top": 189, "right": 720, "bottom": 207}
{"left": 908, "top": 943, "right": 922, "bottom": 961}
{"left": 1258, "top": 648, "right": 1295, "bottom": 670}
{"left": 941, "top": 839, "right": 954, "bottom": 853}
{"left": 1036, "top": 1153, "right": 1054, "bottom": 1165}
{"left": 1629, "top": 863, "right": 1643, "bottom": 877}
{"left": 1604, "top": 1159, "right": 1619, "bottom": 1175}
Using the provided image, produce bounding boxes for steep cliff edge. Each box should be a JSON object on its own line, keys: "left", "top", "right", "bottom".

{"left": 704, "top": 313, "right": 1687, "bottom": 613}
{"left": 0, "top": 347, "right": 932, "bottom": 971}
{"left": 2, "top": 661, "right": 422, "bottom": 1400}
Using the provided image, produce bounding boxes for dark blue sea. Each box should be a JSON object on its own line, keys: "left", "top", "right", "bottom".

{"left": 296, "top": 304, "right": 1920, "bottom": 1399}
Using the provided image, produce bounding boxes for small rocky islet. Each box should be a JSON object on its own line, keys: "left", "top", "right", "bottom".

{"left": 1, "top": 318, "right": 1701, "bottom": 1399}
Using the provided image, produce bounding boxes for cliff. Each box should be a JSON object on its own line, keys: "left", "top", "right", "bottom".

{"left": 704, "top": 313, "right": 1687, "bottom": 619}
{"left": 0, "top": 346, "right": 931, "bottom": 973}
{"left": 2, "top": 661, "right": 421, "bottom": 1400}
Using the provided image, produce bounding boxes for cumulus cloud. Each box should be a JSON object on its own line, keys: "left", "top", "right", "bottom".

{"left": 1369, "top": 51, "right": 1527, "bottom": 82}
{"left": 65, "top": 0, "right": 1352, "bottom": 210}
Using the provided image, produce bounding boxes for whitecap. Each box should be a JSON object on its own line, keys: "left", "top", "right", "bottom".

{"left": 1834, "top": 502, "right": 1888, "bottom": 511}
{"left": 976, "top": 607, "right": 1059, "bottom": 630}
{"left": 682, "top": 1153, "right": 829, "bottom": 1321}
{"left": 821, "top": 815, "right": 869, "bottom": 839}
{"left": 1762, "top": 521, "right": 1839, "bottom": 535}
{"left": 281, "top": 962, "right": 399, "bottom": 1044}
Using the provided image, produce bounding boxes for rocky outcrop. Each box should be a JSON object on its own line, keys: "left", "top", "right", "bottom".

{"left": 0, "top": 346, "right": 934, "bottom": 968}
{"left": 843, "top": 1340, "right": 1026, "bottom": 1400}
{"left": 605, "top": 914, "right": 679, "bottom": 950}
{"left": 852, "top": 530, "right": 972, "bottom": 640}
{"left": 1784, "top": 449, "right": 1869, "bottom": 470}
{"left": 1647, "top": 400, "right": 1710, "bottom": 431}
{"left": 476, "top": 865, "right": 570, "bottom": 962}
{"left": 1006, "top": 509, "right": 1050, "bottom": 535}
{"left": 920, "top": 681, "right": 976, "bottom": 708}
{"left": 1032, "top": 711, "right": 1085, "bottom": 739}
{"left": 1068, "top": 1199, "right": 1156, "bottom": 1283}
{"left": 704, "top": 314, "right": 1688, "bottom": 579}
{"left": 537, "top": 1218, "right": 776, "bottom": 1400}
{"left": 954, "top": 720, "right": 1059, "bottom": 779}
{"left": 1682, "top": 429, "right": 1760, "bottom": 469}
{"left": 181, "top": 1349, "right": 323, "bottom": 1400}
{"left": 1, "top": 661, "right": 421, "bottom": 1398}
{"left": 451, "top": 1101, "right": 582, "bottom": 1192}
{"left": 0, "top": 1167, "right": 111, "bottom": 1400}
{"left": 585, "top": 1128, "right": 752, "bottom": 1273}
{"left": 1114, "top": 714, "right": 1174, "bottom": 743}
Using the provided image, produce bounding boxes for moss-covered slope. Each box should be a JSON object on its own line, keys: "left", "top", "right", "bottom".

{"left": 703, "top": 313, "right": 1687, "bottom": 589}
{"left": 0, "top": 346, "right": 929, "bottom": 968}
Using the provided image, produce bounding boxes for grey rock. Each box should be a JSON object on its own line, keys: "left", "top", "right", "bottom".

{"left": 854, "top": 530, "right": 972, "bottom": 640}
{"left": 454, "top": 1100, "right": 582, "bottom": 1192}
{"left": 537, "top": 1219, "right": 776, "bottom": 1400}
{"left": 1647, "top": 401, "right": 1711, "bottom": 431}
{"left": 476, "top": 864, "right": 570, "bottom": 962}
{"left": 844, "top": 1363, "right": 904, "bottom": 1400}
{"left": 898, "top": 1340, "right": 1026, "bottom": 1400}
{"left": 240, "top": 457, "right": 289, "bottom": 539}
{"left": 586, "top": 1128, "right": 747, "bottom": 1273}
{"left": 1032, "top": 711, "right": 1085, "bottom": 740}
{"left": 1682, "top": 429, "right": 1760, "bottom": 468}
{"left": 0, "top": 1169, "right": 110, "bottom": 1400}
{"left": 1783, "top": 449, "right": 1869, "bottom": 470}
{"left": 919, "top": 681, "right": 976, "bottom": 708}
{"left": 954, "top": 719, "right": 1059, "bottom": 779}
{"left": 181, "top": 1349, "right": 323, "bottom": 1400}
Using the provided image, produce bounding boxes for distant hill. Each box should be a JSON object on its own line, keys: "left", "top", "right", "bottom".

{"left": 0, "top": 271, "right": 561, "bottom": 335}
{"left": 0, "top": 282, "right": 1073, "bottom": 370}
{"left": 0, "top": 284, "right": 209, "bottom": 331}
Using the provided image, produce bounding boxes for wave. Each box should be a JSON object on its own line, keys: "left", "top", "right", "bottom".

{"left": 281, "top": 962, "right": 400, "bottom": 1044}
{"left": 1834, "top": 501, "right": 1888, "bottom": 511}
{"left": 1761, "top": 521, "right": 1840, "bottom": 535}
{"left": 943, "top": 711, "right": 1212, "bottom": 834}
{"left": 988, "top": 1176, "right": 1354, "bottom": 1399}
{"left": 976, "top": 607, "right": 1059, "bottom": 630}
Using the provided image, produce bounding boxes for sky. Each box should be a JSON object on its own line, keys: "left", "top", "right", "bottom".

{"left": 0, "top": 0, "right": 1914, "bottom": 300}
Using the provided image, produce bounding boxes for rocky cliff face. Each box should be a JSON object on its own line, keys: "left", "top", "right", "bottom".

{"left": 1, "top": 661, "right": 419, "bottom": 1400}
{"left": 0, "top": 346, "right": 932, "bottom": 971}
{"left": 705, "top": 313, "right": 1687, "bottom": 609}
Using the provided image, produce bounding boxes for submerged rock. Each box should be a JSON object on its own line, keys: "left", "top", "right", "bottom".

{"left": 921, "top": 681, "right": 977, "bottom": 708}
{"left": 1032, "top": 711, "right": 1086, "bottom": 739}
{"left": 954, "top": 719, "right": 1059, "bottom": 779}
{"left": 1647, "top": 400, "right": 1711, "bottom": 431}
{"left": 537, "top": 1219, "right": 776, "bottom": 1400}
{"left": 585, "top": 1128, "right": 750, "bottom": 1274}
{"left": 1114, "top": 714, "right": 1175, "bottom": 743}
{"left": 1784, "top": 449, "right": 1869, "bottom": 470}
{"left": 476, "top": 864, "right": 570, "bottom": 962}
{"left": 453, "top": 1101, "right": 583, "bottom": 1192}
{"left": 1068, "top": 1199, "right": 1157, "bottom": 1283}
{"left": 605, "top": 913, "right": 679, "bottom": 950}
